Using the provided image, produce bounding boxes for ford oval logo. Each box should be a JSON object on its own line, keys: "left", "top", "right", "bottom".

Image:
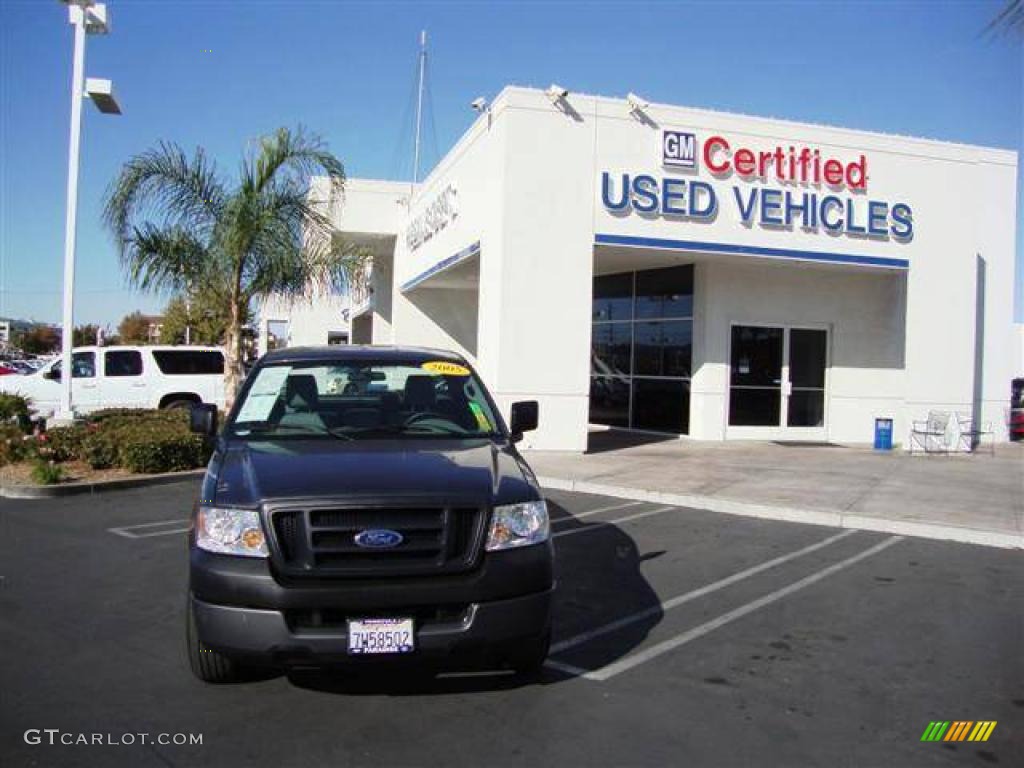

{"left": 354, "top": 529, "right": 404, "bottom": 549}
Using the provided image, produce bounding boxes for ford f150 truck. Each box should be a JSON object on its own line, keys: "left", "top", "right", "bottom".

{"left": 187, "top": 345, "right": 552, "bottom": 682}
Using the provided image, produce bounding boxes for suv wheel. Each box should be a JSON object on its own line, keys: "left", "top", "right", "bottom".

{"left": 186, "top": 600, "right": 244, "bottom": 684}
{"left": 163, "top": 398, "right": 197, "bottom": 411}
{"left": 508, "top": 631, "right": 550, "bottom": 678}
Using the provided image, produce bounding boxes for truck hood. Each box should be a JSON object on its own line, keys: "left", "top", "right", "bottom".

{"left": 207, "top": 438, "right": 537, "bottom": 508}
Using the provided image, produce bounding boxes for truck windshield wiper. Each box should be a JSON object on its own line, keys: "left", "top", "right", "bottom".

{"left": 333, "top": 424, "right": 492, "bottom": 439}
{"left": 232, "top": 423, "right": 353, "bottom": 441}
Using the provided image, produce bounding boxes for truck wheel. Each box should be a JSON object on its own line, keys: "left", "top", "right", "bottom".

{"left": 186, "top": 600, "right": 244, "bottom": 684}
{"left": 163, "top": 398, "right": 197, "bottom": 411}
{"left": 508, "top": 631, "right": 550, "bottom": 678}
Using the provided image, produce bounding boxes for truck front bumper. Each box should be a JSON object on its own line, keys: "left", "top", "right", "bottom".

{"left": 189, "top": 541, "right": 554, "bottom": 668}
{"left": 190, "top": 588, "right": 553, "bottom": 668}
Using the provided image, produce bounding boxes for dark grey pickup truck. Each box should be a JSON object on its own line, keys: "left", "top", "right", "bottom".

{"left": 186, "top": 346, "right": 552, "bottom": 682}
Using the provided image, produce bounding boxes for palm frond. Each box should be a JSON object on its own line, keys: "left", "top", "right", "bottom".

{"left": 120, "top": 224, "right": 211, "bottom": 294}
{"left": 243, "top": 127, "right": 346, "bottom": 201}
{"left": 104, "top": 142, "right": 226, "bottom": 246}
{"left": 983, "top": 0, "right": 1024, "bottom": 37}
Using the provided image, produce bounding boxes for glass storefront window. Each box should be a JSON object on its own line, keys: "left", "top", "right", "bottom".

{"left": 589, "top": 377, "right": 630, "bottom": 428}
{"left": 632, "top": 378, "right": 690, "bottom": 433}
{"left": 593, "top": 273, "right": 633, "bottom": 322}
{"left": 590, "top": 265, "right": 694, "bottom": 435}
{"left": 635, "top": 265, "right": 693, "bottom": 319}
{"left": 634, "top": 320, "right": 692, "bottom": 378}
{"left": 592, "top": 322, "right": 632, "bottom": 376}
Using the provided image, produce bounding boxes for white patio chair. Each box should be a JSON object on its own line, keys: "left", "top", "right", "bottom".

{"left": 955, "top": 412, "right": 994, "bottom": 455}
{"left": 908, "top": 410, "right": 951, "bottom": 454}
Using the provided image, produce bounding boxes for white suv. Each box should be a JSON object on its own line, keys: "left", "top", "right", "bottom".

{"left": 0, "top": 346, "right": 226, "bottom": 418}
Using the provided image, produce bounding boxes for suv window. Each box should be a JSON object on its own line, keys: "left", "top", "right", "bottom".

{"left": 51, "top": 352, "right": 96, "bottom": 379}
{"left": 105, "top": 350, "right": 143, "bottom": 377}
{"left": 152, "top": 350, "right": 224, "bottom": 375}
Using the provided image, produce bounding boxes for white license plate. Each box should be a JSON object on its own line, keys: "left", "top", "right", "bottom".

{"left": 347, "top": 618, "right": 415, "bottom": 655}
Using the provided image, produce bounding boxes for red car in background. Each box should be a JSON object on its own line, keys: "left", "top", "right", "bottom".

{"left": 0, "top": 364, "right": 17, "bottom": 376}
{"left": 1011, "top": 378, "right": 1024, "bottom": 442}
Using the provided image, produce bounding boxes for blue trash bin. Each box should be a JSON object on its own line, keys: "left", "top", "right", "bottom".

{"left": 874, "top": 418, "right": 893, "bottom": 451}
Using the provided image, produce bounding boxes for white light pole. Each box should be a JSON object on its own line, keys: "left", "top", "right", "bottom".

{"left": 56, "top": 1, "right": 120, "bottom": 423}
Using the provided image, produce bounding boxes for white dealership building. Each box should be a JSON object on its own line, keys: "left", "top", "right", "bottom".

{"left": 268, "top": 86, "right": 1019, "bottom": 451}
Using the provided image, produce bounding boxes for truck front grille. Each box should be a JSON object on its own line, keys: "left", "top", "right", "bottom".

{"left": 269, "top": 504, "right": 486, "bottom": 577}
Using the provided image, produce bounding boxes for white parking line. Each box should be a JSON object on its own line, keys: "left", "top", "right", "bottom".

{"left": 552, "top": 506, "right": 676, "bottom": 539}
{"left": 549, "top": 529, "right": 858, "bottom": 656}
{"left": 550, "top": 500, "right": 644, "bottom": 525}
{"left": 578, "top": 535, "right": 903, "bottom": 681}
{"left": 108, "top": 520, "right": 189, "bottom": 539}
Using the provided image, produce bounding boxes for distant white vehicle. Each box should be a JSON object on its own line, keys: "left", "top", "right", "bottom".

{"left": 0, "top": 346, "right": 226, "bottom": 419}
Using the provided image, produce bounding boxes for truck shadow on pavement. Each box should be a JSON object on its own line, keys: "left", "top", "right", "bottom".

{"left": 286, "top": 500, "right": 663, "bottom": 696}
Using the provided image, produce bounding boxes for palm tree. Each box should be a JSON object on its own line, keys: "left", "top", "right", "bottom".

{"left": 104, "top": 126, "right": 365, "bottom": 408}
{"left": 987, "top": 0, "right": 1023, "bottom": 35}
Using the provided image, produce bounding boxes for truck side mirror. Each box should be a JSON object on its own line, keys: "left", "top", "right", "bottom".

{"left": 43, "top": 369, "right": 60, "bottom": 381}
{"left": 190, "top": 403, "right": 218, "bottom": 436}
{"left": 509, "top": 400, "right": 538, "bottom": 442}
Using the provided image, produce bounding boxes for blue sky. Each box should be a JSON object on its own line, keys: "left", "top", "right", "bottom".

{"left": 1, "top": 0, "right": 1021, "bottom": 328}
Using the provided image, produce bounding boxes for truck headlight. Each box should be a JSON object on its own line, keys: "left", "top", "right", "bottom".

{"left": 196, "top": 506, "right": 268, "bottom": 558}
{"left": 486, "top": 500, "right": 550, "bottom": 551}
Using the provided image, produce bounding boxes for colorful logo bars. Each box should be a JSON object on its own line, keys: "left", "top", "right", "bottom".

{"left": 920, "top": 721, "right": 997, "bottom": 742}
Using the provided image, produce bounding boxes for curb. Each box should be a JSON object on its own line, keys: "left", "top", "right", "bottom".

{"left": 537, "top": 475, "right": 1024, "bottom": 551}
{"left": 1, "top": 468, "right": 205, "bottom": 499}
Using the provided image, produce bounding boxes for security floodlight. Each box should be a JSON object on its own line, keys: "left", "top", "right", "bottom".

{"left": 627, "top": 92, "right": 649, "bottom": 113}
{"left": 471, "top": 96, "right": 488, "bottom": 113}
{"left": 60, "top": 1, "right": 109, "bottom": 34}
{"left": 546, "top": 83, "right": 569, "bottom": 103}
{"left": 85, "top": 77, "right": 121, "bottom": 114}
{"left": 84, "top": 3, "right": 109, "bottom": 34}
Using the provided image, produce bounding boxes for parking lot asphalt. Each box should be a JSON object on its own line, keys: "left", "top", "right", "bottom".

{"left": 1, "top": 481, "right": 1021, "bottom": 768}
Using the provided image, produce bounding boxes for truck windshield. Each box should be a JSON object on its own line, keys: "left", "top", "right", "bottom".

{"left": 228, "top": 360, "right": 502, "bottom": 440}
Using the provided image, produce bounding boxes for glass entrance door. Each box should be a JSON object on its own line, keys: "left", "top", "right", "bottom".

{"left": 729, "top": 325, "right": 829, "bottom": 438}
{"left": 729, "top": 326, "right": 783, "bottom": 426}
{"left": 786, "top": 329, "right": 828, "bottom": 428}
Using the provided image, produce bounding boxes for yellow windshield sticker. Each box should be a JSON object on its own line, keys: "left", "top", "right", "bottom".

{"left": 422, "top": 361, "right": 470, "bottom": 376}
{"left": 468, "top": 402, "right": 492, "bottom": 431}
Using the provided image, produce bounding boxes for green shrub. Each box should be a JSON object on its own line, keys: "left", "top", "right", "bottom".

{"left": 0, "top": 425, "right": 31, "bottom": 466}
{"left": 119, "top": 432, "right": 206, "bottom": 474}
{"left": 30, "top": 460, "right": 64, "bottom": 485}
{"left": 73, "top": 409, "right": 208, "bottom": 473}
{"left": 81, "top": 431, "right": 121, "bottom": 470}
{"left": 87, "top": 408, "right": 187, "bottom": 428}
{"left": 36, "top": 425, "right": 89, "bottom": 463}
{"left": 0, "top": 394, "right": 32, "bottom": 431}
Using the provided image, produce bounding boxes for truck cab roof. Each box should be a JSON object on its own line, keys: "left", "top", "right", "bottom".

{"left": 259, "top": 345, "right": 469, "bottom": 367}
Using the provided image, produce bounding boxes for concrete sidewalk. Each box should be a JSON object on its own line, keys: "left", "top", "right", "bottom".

{"left": 524, "top": 432, "right": 1024, "bottom": 549}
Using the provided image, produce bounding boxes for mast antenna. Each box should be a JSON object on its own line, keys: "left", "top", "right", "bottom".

{"left": 412, "top": 30, "right": 427, "bottom": 190}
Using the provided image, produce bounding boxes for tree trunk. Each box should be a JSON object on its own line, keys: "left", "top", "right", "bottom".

{"left": 222, "top": 301, "right": 244, "bottom": 412}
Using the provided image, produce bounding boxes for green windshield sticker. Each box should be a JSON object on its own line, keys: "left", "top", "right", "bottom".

{"left": 468, "top": 402, "right": 491, "bottom": 431}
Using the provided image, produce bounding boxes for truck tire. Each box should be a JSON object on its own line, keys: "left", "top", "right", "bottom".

{"left": 508, "top": 631, "right": 550, "bottom": 678}
{"left": 186, "top": 600, "right": 244, "bottom": 684}
{"left": 163, "top": 397, "right": 198, "bottom": 411}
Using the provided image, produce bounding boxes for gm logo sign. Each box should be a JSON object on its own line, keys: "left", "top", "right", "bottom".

{"left": 663, "top": 130, "right": 697, "bottom": 169}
